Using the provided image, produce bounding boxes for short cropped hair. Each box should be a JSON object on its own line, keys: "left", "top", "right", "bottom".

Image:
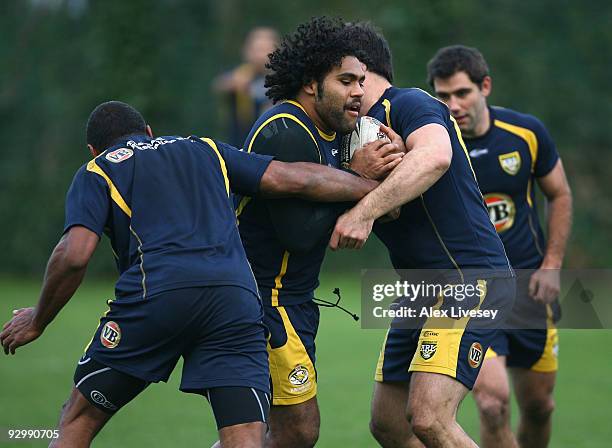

{"left": 265, "top": 16, "right": 364, "bottom": 103}
{"left": 426, "top": 45, "right": 489, "bottom": 88}
{"left": 86, "top": 101, "right": 146, "bottom": 150}
{"left": 345, "top": 22, "right": 394, "bottom": 83}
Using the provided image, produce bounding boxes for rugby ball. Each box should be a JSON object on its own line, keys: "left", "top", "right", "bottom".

{"left": 340, "top": 116, "right": 390, "bottom": 169}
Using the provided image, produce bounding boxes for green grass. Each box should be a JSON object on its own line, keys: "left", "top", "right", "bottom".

{"left": 1, "top": 276, "right": 611, "bottom": 447}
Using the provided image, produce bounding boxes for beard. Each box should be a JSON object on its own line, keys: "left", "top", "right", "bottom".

{"left": 314, "top": 88, "right": 357, "bottom": 134}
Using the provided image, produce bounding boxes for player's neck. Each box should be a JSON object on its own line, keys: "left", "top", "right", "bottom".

{"left": 361, "top": 73, "right": 392, "bottom": 114}
{"left": 472, "top": 105, "right": 491, "bottom": 138}
{"left": 294, "top": 93, "right": 334, "bottom": 135}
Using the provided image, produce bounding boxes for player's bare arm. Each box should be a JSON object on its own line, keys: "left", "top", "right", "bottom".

{"left": 329, "top": 123, "right": 452, "bottom": 250}
{"left": 259, "top": 160, "right": 379, "bottom": 202}
{"left": 1, "top": 226, "right": 98, "bottom": 354}
{"left": 349, "top": 124, "right": 406, "bottom": 180}
{"left": 529, "top": 159, "right": 573, "bottom": 303}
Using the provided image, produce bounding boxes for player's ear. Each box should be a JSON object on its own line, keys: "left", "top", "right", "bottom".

{"left": 87, "top": 144, "right": 100, "bottom": 158}
{"left": 145, "top": 125, "right": 154, "bottom": 138}
{"left": 303, "top": 81, "right": 317, "bottom": 98}
{"left": 480, "top": 76, "right": 492, "bottom": 98}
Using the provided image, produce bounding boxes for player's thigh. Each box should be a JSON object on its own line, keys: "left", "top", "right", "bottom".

{"left": 407, "top": 372, "right": 469, "bottom": 420}
{"left": 181, "top": 286, "right": 269, "bottom": 396}
{"left": 371, "top": 381, "right": 410, "bottom": 429}
{"left": 264, "top": 302, "right": 319, "bottom": 406}
{"left": 473, "top": 334, "right": 510, "bottom": 404}
{"left": 207, "top": 386, "right": 270, "bottom": 431}
{"left": 269, "top": 396, "right": 320, "bottom": 431}
{"left": 72, "top": 356, "right": 149, "bottom": 415}
{"left": 56, "top": 387, "right": 113, "bottom": 437}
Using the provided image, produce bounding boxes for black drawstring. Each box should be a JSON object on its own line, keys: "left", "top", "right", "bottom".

{"left": 313, "top": 288, "right": 359, "bottom": 321}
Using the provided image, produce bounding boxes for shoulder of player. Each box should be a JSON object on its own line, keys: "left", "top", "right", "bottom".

{"left": 247, "top": 105, "right": 319, "bottom": 155}
{"left": 387, "top": 87, "right": 448, "bottom": 119}
{"left": 492, "top": 106, "right": 547, "bottom": 135}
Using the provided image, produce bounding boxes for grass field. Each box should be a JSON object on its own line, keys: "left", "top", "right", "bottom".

{"left": 1, "top": 275, "right": 611, "bottom": 447}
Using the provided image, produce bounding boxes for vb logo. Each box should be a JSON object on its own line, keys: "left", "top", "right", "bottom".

{"left": 100, "top": 321, "right": 121, "bottom": 348}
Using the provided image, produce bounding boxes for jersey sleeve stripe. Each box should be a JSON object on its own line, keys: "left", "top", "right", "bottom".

{"left": 86, "top": 159, "right": 132, "bottom": 217}
{"left": 200, "top": 138, "right": 230, "bottom": 196}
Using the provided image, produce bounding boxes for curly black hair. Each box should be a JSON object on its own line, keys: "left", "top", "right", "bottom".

{"left": 265, "top": 16, "right": 364, "bottom": 103}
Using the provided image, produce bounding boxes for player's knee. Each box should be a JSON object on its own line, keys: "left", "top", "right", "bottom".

{"left": 369, "top": 415, "right": 393, "bottom": 444}
{"left": 521, "top": 395, "right": 555, "bottom": 424}
{"left": 473, "top": 386, "right": 511, "bottom": 428}
{"left": 291, "top": 420, "right": 319, "bottom": 448}
{"left": 407, "top": 406, "right": 444, "bottom": 442}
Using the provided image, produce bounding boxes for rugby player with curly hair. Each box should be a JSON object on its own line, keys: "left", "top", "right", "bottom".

{"left": 235, "top": 16, "right": 404, "bottom": 448}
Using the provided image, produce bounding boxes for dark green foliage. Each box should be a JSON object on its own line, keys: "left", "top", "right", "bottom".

{"left": 1, "top": 0, "right": 610, "bottom": 275}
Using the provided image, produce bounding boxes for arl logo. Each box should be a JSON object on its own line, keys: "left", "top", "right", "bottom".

{"left": 288, "top": 365, "right": 310, "bottom": 386}
{"left": 105, "top": 148, "right": 134, "bottom": 163}
{"left": 498, "top": 151, "right": 521, "bottom": 175}
{"left": 419, "top": 341, "right": 437, "bottom": 360}
{"left": 468, "top": 342, "right": 483, "bottom": 368}
{"left": 484, "top": 193, "right": 515, "bottom": 233}
{"left": 100, "top": 321, "right": 121, "bottom": 349}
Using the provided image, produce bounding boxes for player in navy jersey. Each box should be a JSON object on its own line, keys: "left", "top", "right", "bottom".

{"left": 236, "top": 17, "right": 404, "bottom": 448}
{"left": 428, "top": 45, "right": 572, "bottom": 448}
{"left": 0, "top": 101, "right": 380, "bottom": 448}
{"left": 330, "top": 23, "right": 516, "bottom": 447}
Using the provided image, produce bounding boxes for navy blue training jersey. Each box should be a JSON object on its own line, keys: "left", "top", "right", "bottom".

{"left": 464, "top": 106, "right": 559, "bottom": 269}
{"left": 64, "top": 135, "right": 272, "bottom": 300}
{"left": 369, "top": 87, "right": 511, "bottom": 272}
{"left": 237, "top": 100, "right": 341, "bottom": 306}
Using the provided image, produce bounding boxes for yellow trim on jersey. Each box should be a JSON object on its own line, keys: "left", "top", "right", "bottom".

{"left": 268, "top": 306, "right": 317, "bottom": 405}
{"left": 86, "top": 159, "right": 132, "bottom": 217}
{"left": 374, "top": 329, "right": 390, "bottom": 382}
{"left": 200, "top": 138, "right": 230, "bottom": 196}
{"left": 449, "top": 116, "right": 478, "bottom": 181}
{"left": 409, "top": 280, "right": 488, "bottom": 378}
{"left": 382, "top": 99, "right": 392, "bottom": 128}
{"left": 83, "top": 298, "right": 115, "bottom": 353}
{"left": 283, "top": 100, "right": 336, "bottom": 142}
{"left": 494, "top": 119, "right": 538, "bottom": 173}
{"left": 271, "top": 251, "right": 290, "bottom": 307}
{"left": 235, "top": 196, "right": 251, "bottom": 218}
{"left": 246, "top": 113, "right": 322, "bottom": 164}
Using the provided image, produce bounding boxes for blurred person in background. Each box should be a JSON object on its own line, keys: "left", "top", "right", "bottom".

{"left": 214, "top": 27, "right": 279, "bottom": 147}
{"left": 428, "top": 45, "right": 572, "bottom": 448}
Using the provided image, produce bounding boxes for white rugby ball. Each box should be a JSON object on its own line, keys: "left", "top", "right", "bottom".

{"left": 340, "top": 116, "right": 390, "bottom": 169}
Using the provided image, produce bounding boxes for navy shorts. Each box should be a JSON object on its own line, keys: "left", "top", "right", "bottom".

{"left": 486, "top": 273, "right": 560, "bottom": 372}
{"left": 375, "top": 276, "right": 515, "bottom": 390}
{"left": 83, "top": 286, "right": 269, "bottom": 394}
{"left": 264, "top": 301, "right": 319, "bottom": 405}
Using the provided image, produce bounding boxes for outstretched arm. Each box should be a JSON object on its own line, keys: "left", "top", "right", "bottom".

{"left": 1, "top": 226, "right": 99, "bottom": 354}
{"left": 259, "top": 160, "right": 379, "bottom": 202}
{"left": 329, "top": 123, "right": 452, "bottom": 250}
